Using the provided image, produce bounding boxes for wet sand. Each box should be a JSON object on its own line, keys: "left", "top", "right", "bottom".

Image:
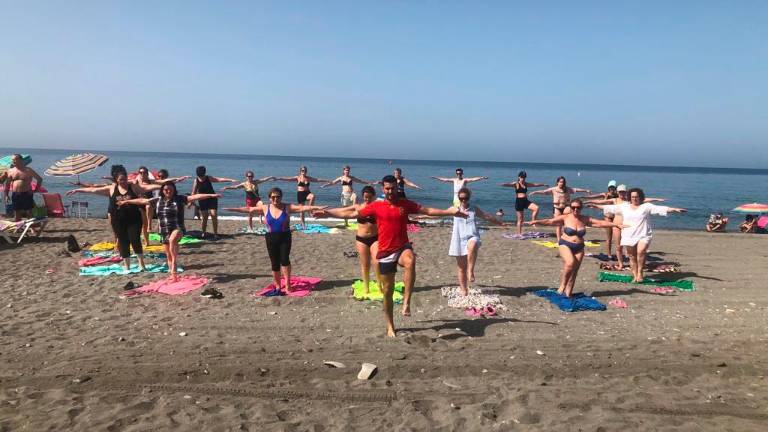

{"left": 1, "top": 217, "right": 767, "bottom": 431}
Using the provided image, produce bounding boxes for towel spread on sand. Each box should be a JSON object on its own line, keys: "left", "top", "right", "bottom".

{"left": 254, "top": 276, "right": 322, "bottom": 297}
{"left": 292, "top": 224, "right": 339, "bottom": 234}
{"left": 352, "top": 280, "right": 404, "bottom": 303}
{"left": 80, "top": 263, "right": 181, "bottom": 276}
{"left": 148, "top": 233, "right": 203, "bottom": 244}
{"left": 235, "top": 226, "right": 268, "bottom": 235}
{"left": 533, "top": 289, "right": 606, "bottom": 312}
{"left": 87, "top": 242, "right": 166, "bottom": 253}
{"left": 598, "top": 262, "right": 680, "bottom": 273}
{"left": 440, "top": 286, "right": 506, "bottom": 310}
{"left": 78, "top": 255, "right": 123, "bottom": 266}
{"left": 597, "top": 271, "right": 695, "bottom": 291}
{"left": 121, "top": 275, "right": 210, "bottom": 297}
{"left": 502, "top": 232, "right": 553, "bottom": 240}
{"left": 81, "top": 251, "right": 166, "bottom": 259}
{"left": 407, "top": 224, "right": 421, "bottom": 233}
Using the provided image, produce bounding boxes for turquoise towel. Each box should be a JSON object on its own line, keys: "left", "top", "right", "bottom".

{"left": 80, "top": 263, "right": 182, "bottom": 276}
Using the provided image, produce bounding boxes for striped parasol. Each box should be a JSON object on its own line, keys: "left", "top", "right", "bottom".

{"left": 0, "top": 154, "right": 32, "bottom": 175}
{"left": 45, "top": 153, "right": 109, "bottom": 181}
{"left": 731, "top": 203, "right": 768, "bottom": 214}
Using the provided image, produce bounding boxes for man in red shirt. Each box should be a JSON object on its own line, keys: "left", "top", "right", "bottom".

{"left": 315, "top": 175, "right": 465, "bottom": 337}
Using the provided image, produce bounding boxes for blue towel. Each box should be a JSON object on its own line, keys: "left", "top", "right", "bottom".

{"left": 533, "top": 289, "right": 606, "bottom": 312}
{"left": 292, "top": 223, "right": 334, "bottom": 234}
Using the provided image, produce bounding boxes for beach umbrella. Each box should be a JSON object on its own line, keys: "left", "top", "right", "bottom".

{"left": 45, "top": 153, "right": 109, "bottom": 182}
{"left": 731, "top": 203, "right": 768, "bottom": 214}
{"left": 0, "top": 154, "right": 32, "bottom": 175}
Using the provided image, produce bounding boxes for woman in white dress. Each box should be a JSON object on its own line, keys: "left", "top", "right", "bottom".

{"left": 449, "top": 187, "right": 504, "bottom": 295}
{"left": 592, "top": 188, "right": 686, "bottom": 283}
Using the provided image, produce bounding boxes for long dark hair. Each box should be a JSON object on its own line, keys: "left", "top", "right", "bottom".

{"left": 111, "top": 165, "right": 127, "bottom": 183}
{"left": 161, "top": 182, "right": 177, "bottom": 198}
{"left": 556, "top": 176, "right": 567, "bottom": 190}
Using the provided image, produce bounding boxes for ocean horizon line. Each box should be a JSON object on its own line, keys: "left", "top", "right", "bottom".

{"left": 4, "top": 146, "right": 768, "bottom": 176}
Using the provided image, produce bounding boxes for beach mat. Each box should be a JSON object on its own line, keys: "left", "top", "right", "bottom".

{"left": 148, "top": 232, "right": 203, "bottom": 244}
{"left": 235, "top": 226, "right": 268, "bottom": 235}
{"left": 597, "top": 271, "right": 694, "bottom": 291}
{"left": 533, "top": 289, "right": 606, "bottom": 312}
{"left": 87, "top": 242, "right": 165, "bottom": 253}
{"left": 254, "top": 276, "right": 322, "bottom": 297}
{"left": 121, "top": 275, "right": 209, "bottom": 297}
{"left": 502, "top": 231, "right": 553, "bottom": 240}
{"left": 80, "top": 263, "right": 180, "bottom": 276}
{"left": 292, "top": 224, "right": 338, "bottom": 234}
{"left": 352, "top": 280, "right": 404, "bottom": 303}
{"left": 80, "top": 251, "right": 166, "bottom": 260}
{"left": 440, "top": 286, "right": 505, "bottom": 310}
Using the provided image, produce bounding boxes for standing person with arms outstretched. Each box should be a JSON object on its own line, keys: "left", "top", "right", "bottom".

{"left": 221, "top": 171, "right": 274, "bottom": 231}
{"left": 500, "top": 171, "right": 548, "bottom": 235}
{"left": 67, "top": 165, "right": 163, "bottom": 272}
{"left": 274, "top": 166, "right": 329, "bottom": 229}
{"left": 314, "top": 175, "right": 466, "bottom": 337}
{"left": 583, "top": 180, "right": 619, "bottom": 257}
{"left": 224, "top": 188, "right": 326, "bottom": 293}
{"left": 591, "top": 188, "right": 685, "bottom": 283}
{"left": 322, "top": 165, "right": 373, "bottom": 226}
{"left": 134, "top": 166, "right": 189, "bottom": 245}
{"left": 314, "top": 185, "right": 381, "bottom": 295}
{"left": 115, "top": 182, "right": 220, "bottom": 281}
{"left": 449, "top": 188, "right": 504, "bottom": 295}
{"left": 528, "top": 176, "right": 591, "bottom": 241}
{"left": 431, "top": 168, "right": 488, "bottom": 206}
{"left": 525, "top": 199, "right": 626, "bottom": 297}
{"left": 3, "top": 154, "right": 43, "bottom": 221}
{"left": 392, "top": 168, "right": 422, "bottom": 198}
{"left": 190, "top": 166, "right": 236, "bottom": 240}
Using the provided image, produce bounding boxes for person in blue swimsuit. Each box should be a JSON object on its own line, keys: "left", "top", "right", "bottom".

{"left": 526, "top": 199, "right": 626, "bottom": 297}
{"left": 224, "top": 187, "right": 325, "bottom": 292}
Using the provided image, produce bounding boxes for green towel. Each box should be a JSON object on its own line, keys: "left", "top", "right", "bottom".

{"left": 352, "top": 280, "right": 405, "bottom": 303}
{"left": 148, "top": 233, "right": 203, "bottom": 244}
{"left": 597, "top": 271, "right": 694, "bottom": 291}
{"left": 80, "top": 263, "right": 182, "bottom": 276}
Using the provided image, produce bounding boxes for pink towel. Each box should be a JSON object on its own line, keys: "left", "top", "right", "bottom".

{"left": 79, "top": 256, "right": 122, "bottom": 267}
{"left": 122, "top": 275, "right": 210, "bottom": 297}
{"left": 254, "top": 276, "right": 322, "bottom": 297}
{"left": 407, "top": 224, "right": 421, "bottom": 233}
{"left": 608, "top": 298, "right": 628, "bottom": 308}
{"left": 650, "top": 287, "right": 676, "bottom": 294}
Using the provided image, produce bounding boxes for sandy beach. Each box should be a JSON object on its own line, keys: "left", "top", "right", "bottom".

{"left": 1, "top": 217, "right": 767, "bottom": 431}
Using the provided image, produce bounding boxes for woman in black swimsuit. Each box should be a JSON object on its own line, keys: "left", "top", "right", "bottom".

{"left": 501, "top": 171, "right": 548, "bottom": 235}
{"left": 275, "top": 166, "right": 329, "bottom": 229}
{"left": 67, "top": 165, "right": 163, "bottom": 271}
{"left": 526, "top": 199, "right": 625, "bottom": 297}
{"left": 191, "top": 166, "right": 236, "bottom": 240}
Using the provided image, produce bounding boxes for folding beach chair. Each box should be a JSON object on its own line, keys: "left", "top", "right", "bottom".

{"left": 0, "top": 217, "right": 49, "bottom": 244}
{"left": 42, "top": 193, "right": 67, "bottom": 217}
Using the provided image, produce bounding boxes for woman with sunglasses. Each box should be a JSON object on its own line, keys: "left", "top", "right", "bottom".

{"left": 590, "top": 189, "right": 686, "bottom": 283}
{"left": 528, "top": 176, "right": 591, "bottom": 241}
{"left": 526, "top": 199, "right": 626, "bottom": 297}
{"left": 134, "top": 167, "right": 189, "bottom": 244}
{"left": 275, "top": 166, "right": 329, "bottom": 229}
{"left": 501, "top": 171, "right": 548, "bottom": 235}
{"left": 67, "top": 165, "right": 165, "bottom": 272}
{"left": 322, "top": 165, "right": 373, "bottom": 226}
{"left": 221, "top": 171, "right": 275, "bottom": 231}
{"left": 116, "top": 182, "right": 220, "bottom": 281}
{"left": 450, "top": 187, "right": 504, "bottom": 295}
{"left": 224, "top": 188, "right": 326, "bottom": 292}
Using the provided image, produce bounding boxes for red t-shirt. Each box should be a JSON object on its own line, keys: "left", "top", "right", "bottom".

{"left": 358, "top": 199, "right": 421, "bottom": 259}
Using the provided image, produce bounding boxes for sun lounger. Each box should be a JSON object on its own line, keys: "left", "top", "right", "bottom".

{"left": 0, "top": 217, "right": 49, "bottom": 244}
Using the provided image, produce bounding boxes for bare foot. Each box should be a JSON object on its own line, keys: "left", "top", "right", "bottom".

{"left": 386, "top": 327, "right": 396, "bottom": 337}
{"left": 469, "top": 272, "right": 475, "bottom": 282}
{"left": 401, "top": 305, "right": 411, "bottom": 316}
{"left": 460, "top": 287, "right": 468, "bottom": 296}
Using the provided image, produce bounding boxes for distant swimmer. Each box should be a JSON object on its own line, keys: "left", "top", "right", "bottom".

{"left": 500, "top": 171, "right": 548, "bottom": 235}
{"left": 528, "top": 176, "right": 591, "bottom": 241}
{"left": 431, "top": 168, "right": 488, "bottom": 206}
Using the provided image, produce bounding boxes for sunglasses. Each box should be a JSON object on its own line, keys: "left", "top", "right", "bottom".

{"left": 458, "top": 196, "right": 469, "bottom": 201}
{"left": 570, "top": 206, "right": 582, "bottom": 210}
{"left": 269, "top": 195, "right": 282, "bottom": 199}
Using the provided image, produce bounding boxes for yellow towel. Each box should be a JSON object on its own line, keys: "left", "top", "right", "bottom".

{"left": 89, "top": 242, "right": 165, "bottom": 253}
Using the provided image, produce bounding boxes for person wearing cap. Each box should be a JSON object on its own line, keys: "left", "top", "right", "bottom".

{"left": 584, "top": 180, "right": 620, "bottom": 256}
{"left": 500, "top": 170, "right": 548, "bottom": 235}
{"left": 431, "top": 168, "right": 488, "bottom": 206}
{"left": 528, "top": 176, "right": 592, "bottom": 241}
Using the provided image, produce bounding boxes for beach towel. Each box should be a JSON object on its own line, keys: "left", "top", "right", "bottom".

{"left": 79, "top": 255, "right": 123, "bottom": 267}
{"left": 292, "top": 224, "right": 338, "bottom": 234}
{"left": 254, "top": 276, "right": 322, "bottom": 297}
{"left": 121, "top": 275, "right": 210, "bottom": 297}
{"left": 148, "top": 233, "right": 203, "bottom": 244}
{"left": 440, "top": 286, "right": 505, "bottom": 310}
{"left": 89, "top": 242, "right": 116, "bottom": 252}
{"left": 502, "top": 231, "right": 553, "bottom": 240}
{"left": 597, "top": 271, "right": 695, "bottom": 291}
{"left": 80, "top": 263, "right": 181, "bottom": 276}
{"left": 81, "top": 251, "right": 166, "bottom": 259}
{"left": 533, "top": 289, "right": 606, "bottom": 312}
{"left": 352, "top": 280, "right": 404, "bottom": 303}
{"left": 407, "top": 224, "right": 421, "bottom": 233}
{"left": 598, "top": 262, "right": 680, "bottom": 273}
{"left": 235, "top": 226, "right": 268, "bottom": 235}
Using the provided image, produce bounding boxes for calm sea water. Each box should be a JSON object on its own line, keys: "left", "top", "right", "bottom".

{"left": 5, "top": 148, "right": 767, "bottom": 230}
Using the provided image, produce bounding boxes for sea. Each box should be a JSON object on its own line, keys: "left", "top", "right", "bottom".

{"left": 5, "top": 148, "right": 767, "bottom": 230}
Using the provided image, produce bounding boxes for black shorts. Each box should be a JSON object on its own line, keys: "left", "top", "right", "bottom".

{"left": 11, "top": 192, "right": 35, "bottom": 211}
{"left": 378, "top": 244, "right": 412, "bottom": 275}
{"left": 297, "top": 190, "right": 311, "bottom": 204}
{"left": 515, "top": 197, "right": 531, "bottom": 212}
{"left": 356, "top": 235, "right": 378, "bottom": 247}
{"left": 553, "top": 206, "right": 566, "bottom": 216}
{"left": 198, "top": 198, "right": 218, "bottom": 211}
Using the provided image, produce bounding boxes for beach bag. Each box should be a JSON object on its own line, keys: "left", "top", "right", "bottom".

{"left": 66, "top": 234, "right": 81, "bottom": 253}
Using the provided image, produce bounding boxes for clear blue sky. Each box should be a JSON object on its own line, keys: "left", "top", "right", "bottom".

{"left": 1, "top": 1, "right": 766, "bottom": 167}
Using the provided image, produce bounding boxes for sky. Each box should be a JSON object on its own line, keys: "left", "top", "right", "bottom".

{"left": 1, "top": 1, "right": 766, "bottom": 168}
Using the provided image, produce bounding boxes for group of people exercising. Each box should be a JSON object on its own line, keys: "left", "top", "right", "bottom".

{"left": 62, "top": 162, "right": 689, "bottom": 336}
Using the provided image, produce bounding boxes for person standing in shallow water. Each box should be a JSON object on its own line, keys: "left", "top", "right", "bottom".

{"left": 314, "top": 175, "right": 467, "bottom": 337}
{"left": 190, "top": 166, "right": 236, "bottom": 240}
